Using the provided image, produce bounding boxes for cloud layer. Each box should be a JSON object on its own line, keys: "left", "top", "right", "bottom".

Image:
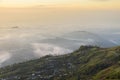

{"left": 32, "top": 43, "right": 72, "bottom": 57}
{"left": 0, "top": 51, "right": 11, "bottom": 67}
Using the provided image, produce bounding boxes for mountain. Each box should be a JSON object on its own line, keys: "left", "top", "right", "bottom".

{"left": 39, "top": 37, "right": 81, "bottom": 50}
{"left": 62, "top": 31, "right": 116, "bottom": 47}
{"left": 40, "top": 31, "right": 116, "bottom": 50}
{"left": 0, "top": 46, "right": 120, "bottom": 80}
{"left": 101, "top": 33, "right": 120, "bottom": 46}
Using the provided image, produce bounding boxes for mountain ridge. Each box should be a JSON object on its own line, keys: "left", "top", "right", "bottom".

{"left": 0, "top": 45, "right": 120, "bottom": 80}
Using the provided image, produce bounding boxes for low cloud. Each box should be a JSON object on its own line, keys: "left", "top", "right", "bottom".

{"left": 109, "top": 40, "right": 118, "bottom": 45}
{"left": 31, "top": 43, "right": 72, "bottom": 57}
{"left": 0, "top": 51, "right": 11, "bottom": 67}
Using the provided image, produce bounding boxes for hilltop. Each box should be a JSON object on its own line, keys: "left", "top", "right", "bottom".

{"left": 0, "top": 46, "right": 120, "bottom": 80}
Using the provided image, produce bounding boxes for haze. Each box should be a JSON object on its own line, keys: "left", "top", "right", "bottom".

{"left": 0, "top": 0, "right": 120, "bottom": 28}
{"left": 0, "top": 0, "right": 120, "bottom": 8}
{"left": 0, "top": 0, "right": 120, "bottom": 67}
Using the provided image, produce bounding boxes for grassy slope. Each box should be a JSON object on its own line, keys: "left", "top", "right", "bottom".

{"left": 0, "top": 46, "right": 120, "bottom": 80}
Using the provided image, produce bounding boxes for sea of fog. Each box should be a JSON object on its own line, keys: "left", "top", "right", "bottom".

{"left": 0, "top": 25, "right": 120, "bottom": 67}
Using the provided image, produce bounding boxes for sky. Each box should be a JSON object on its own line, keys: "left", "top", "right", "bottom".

{"left": 0, "top": 0, "right": 120, "bottom": 28}
{"left": 0, "top": 0, "right": 120, "bottom": 9}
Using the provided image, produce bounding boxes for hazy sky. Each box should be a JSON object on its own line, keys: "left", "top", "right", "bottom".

{"left": 0, "top": 0, "right": 120, "bottom": 9}
{"left": 0, "top": 0, "right": 120, "bottom": 28}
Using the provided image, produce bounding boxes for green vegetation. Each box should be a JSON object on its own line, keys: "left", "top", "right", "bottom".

{"left": 0, "top": 46, "right": 120, "bottom": 80}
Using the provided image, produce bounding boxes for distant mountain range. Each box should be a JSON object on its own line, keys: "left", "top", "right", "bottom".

{"left": 40, "top": 31, "right": 116, "bottom": 50}
{"left": 0, "top": 45, "right": 120, "bottom": 80}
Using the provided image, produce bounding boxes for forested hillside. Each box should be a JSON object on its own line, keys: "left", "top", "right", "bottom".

{"left": 0, "top": 46, "right": 120, "bottom": 80}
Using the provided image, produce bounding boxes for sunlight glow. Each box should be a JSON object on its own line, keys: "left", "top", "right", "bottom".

{"left": 0, "top": 0, "right": 119, "bottom": 9}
